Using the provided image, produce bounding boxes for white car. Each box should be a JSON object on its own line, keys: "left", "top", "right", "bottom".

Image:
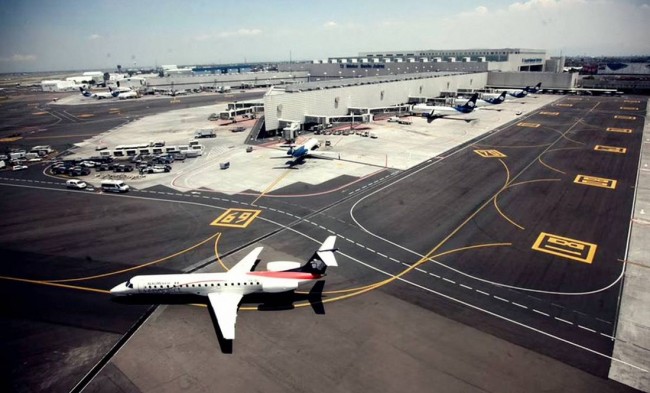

{"left": 12, "top": 165, "right": 28, "bottom": 171}
{"left": 66, "top": 179, "right": 87, "bottom": 189}
{"left": 145, "top": 164, "right": 171, "bottom": 174}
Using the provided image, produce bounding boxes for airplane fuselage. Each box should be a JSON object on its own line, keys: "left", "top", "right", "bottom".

{"left": 111, "top": 270, "right": 322, "bottom": 297}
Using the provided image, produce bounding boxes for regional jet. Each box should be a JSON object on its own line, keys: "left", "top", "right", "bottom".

{"left": 117, "top": 90, "right": 138, "bottom": 100}
{"left": 505, "top": 82, "right": 542, "bottom": 99}
{"left": 456, "top": 91, "right": 506, "bottom": 107}
{"left": 111, "top": 236, "right": 339, "bottom": 340}
{"left": 280, "top": 138, "right": 339, "bottom": 167}
{"left": 79, "top": 87, "right": 115, "bottom": 99}
{"left": 412, "top": 93, "right": 479, "bottom": 119}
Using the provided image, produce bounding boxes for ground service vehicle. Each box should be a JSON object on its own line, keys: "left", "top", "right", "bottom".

{"left": 66, "top": 179, "right": 87, "bottom": 189}
{"left": 101, "top": 180, "right": 129, "bottom": 193}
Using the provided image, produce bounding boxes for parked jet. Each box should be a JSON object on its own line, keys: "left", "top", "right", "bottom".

{"left": 111, "top": 236, "right": 339, "bottom": 340}
{"left": 506, "top": 82, "right": 542, "bottom": 99}
{"left": 284, "top": 138, "right": 320, "bottom": 166}
{"left": 456, "top": 91, "right": 506, "bottom": 107}
{"left": 117, "top": 90, "right": 138, "bottom": 100}
{"left": 412, "top": 93, "right": 479, "bottom": 119}
{"left": 79, "top": 87, "right": 115, "bottom": 99}
{"left": 525, "top": 82, "right": 542, "bottom": 94}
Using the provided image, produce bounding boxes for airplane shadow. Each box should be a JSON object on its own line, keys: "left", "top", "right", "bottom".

{"left": 111, "top": 281, "right": 326, "bottom": 353}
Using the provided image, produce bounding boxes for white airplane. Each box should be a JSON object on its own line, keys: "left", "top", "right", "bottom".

{"left": 111, "top": 236, "right": 339, "bottom": 340}
{"left": 280, "top": 138, "right": 339, "bottom": 167}
{"left": 79, "top": 87, "right": 115, "bottom": 99}
{"left": 456, "top": 91, "right": 507, "bottom": 107}
{"left": 412, "top": 93, "right": 479, "bottom": 119}
{"left": 500, "top": 82, "right": 542, "bottom": 99}
{"left": 118, "top": 90, "right": 138, "bottom": 100}
{"left": 284, "top": 138, "right": 320, "bottom": 166}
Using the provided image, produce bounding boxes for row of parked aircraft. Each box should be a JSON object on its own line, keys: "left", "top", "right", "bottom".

{"left": 79, "top": 86, "right": 138, "bottom": 100}
{"left": 413, "top": 82, "right": 542, "bottom": 120}
{"left": 280, "top": 83, "right": 543, "bottom": 167}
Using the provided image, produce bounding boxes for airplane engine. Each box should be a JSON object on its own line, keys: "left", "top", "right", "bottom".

{"left": 266, "top": 261, "right": 301, "bottom": 272}
{"left": 262, "top": 279, "right": 299, "bottom": 293}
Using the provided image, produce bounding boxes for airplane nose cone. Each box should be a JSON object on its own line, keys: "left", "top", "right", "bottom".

{"left": 110, "top": 282, "right": 128, "bottom": 296}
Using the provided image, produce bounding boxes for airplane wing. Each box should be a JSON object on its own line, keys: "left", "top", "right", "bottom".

{"left": 308, "top": 151, "right": 340, "bottom": 160}
{"left": 208, "top": 292, "right": 243, "bottom": 340}
{"left": 229, "top": 247, "right": 263, "bottom": 274}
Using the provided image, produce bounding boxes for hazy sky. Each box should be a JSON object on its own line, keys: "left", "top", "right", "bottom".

{"left": 0, "top": 0, "right": 648, "bottom": 72}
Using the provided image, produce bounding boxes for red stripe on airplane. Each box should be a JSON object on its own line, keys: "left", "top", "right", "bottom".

{"left": 247, "top": 272, "right": 321, "bottom": 280}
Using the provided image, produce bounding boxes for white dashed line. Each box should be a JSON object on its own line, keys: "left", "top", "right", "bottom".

{"left": 415, "top": 268, "right": 426, "bottom": 273}
{"left": 443, "top": 278, "right": 456, "bottom": 284}
{"left": 493, "top": 296, "right": 509, "bottom": 303}
{"left": 476, "top": 290, "right": 490, "bottom": 296}
{"left": 460, "top": 284, "right": 473, "bottom": 290}
{"left": 429, "top": 273, "right": 440, "bottom": 279}
{"left": 578, "top": 325, "right": 597, "bottom": 333}
{"left": 555, "top": 317, "right": 573, "bottom": 325}
{"left": 512, "top": 302, "right": 528, "bottom": 310}
{"left": 377, "top": 252, "right": 387, "bottom": 258}
{"left": 533, "top": 309, "right": 550, "bottom": 317}
{"left": 389, "top": 257, "right": 400, "bottom": 263}
{"left": 600, "top": 333, "right": 616, "bottom": 340}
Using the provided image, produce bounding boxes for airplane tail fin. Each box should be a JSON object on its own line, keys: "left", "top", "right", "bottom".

{"left": 465, "top": 93, "right": 478, "bottom": 108}
{"left": 300, "top": 236, "right": 338, "bottom": 275}
{"left": 498, "top": 91, "right": 507, "bottom": 102}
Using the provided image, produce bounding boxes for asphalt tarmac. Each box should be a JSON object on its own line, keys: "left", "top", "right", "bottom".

{"left": 1, "top": 94, "right": 646, "bottom": 393}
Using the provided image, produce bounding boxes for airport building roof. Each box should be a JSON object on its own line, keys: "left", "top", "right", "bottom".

{"left": 282, "top": 71, "right": 468, "bottom": 93}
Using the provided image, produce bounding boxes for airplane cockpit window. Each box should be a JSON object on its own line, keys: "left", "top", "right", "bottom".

{"left": 126, "top": 280, "right": 133, "bottom": 289}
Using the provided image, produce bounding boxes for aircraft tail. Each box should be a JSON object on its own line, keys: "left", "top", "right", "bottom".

{"left": 464, "top": 93, "right": 479, "bottom": 108}
{"left": 299, "top": 236, "right": 338, "bottom": 275}
{"left": 497, "top": 91, "right": 507, "bottom": 102}
{"left": 525, "top": 83, "right": 542, "bottom": 93}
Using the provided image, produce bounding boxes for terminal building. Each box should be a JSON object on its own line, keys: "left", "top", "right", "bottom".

{"left": 262, "top": 71, "right": 487, "bottom": 134}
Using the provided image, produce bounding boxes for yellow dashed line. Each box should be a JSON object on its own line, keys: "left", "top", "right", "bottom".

{"left": 46, "top": 232, "right": 221, "bottom": 283}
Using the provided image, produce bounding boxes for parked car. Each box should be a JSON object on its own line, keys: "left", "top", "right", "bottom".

{"left": 12, "top": 165, "right": 28, "bottom": 171}
{"left": 70, "top": 166, "right": 91, "bottom": 176}
{"left": 153, "top": 155, "right": 173, "bottom": 164}
{"left": 114, "top": 164, "right": 134, "bottom": 172}
{"left": 145, "top": 164, "right": 171, "bottom": 174}
{"left": 231, "top": 126, "right": 246, "bottom": 133}
{"left": 171, "top": 152, "right": 186, "bottom": 161}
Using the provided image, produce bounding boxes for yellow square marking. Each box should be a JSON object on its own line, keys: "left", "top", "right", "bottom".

{"left": 624, "top": 100, "right": 640, "bottom": 103}
{"left": 517, "top": 122, "right": 540, "bottom": 128}
{"left": 606, "top": 127, "right": 632, "bottom": 134}
{"left": 532, "top": 232, "right": 597, "bottom": 264}
{"left": 211, "top": 208, "right": 261, "bottom": 228}
{"left": 614, "top": 115, "right": 636, "bottom": 120}
{"left": 620, "top": 107, "right": 638, "bottom": 110}
{"left": 474, "top": 149, "right": 507, "bottom": 158}
{"left": 574, "top": 174, "right": 617, "bottom": 190}
{"left": 554, "top": 103, "right": 573, "bottom": 107}
{"left": 594, "top": 145, "right": 627, "bottom": 154}
{"left": 540, "top": 111, "right": 559, "bottom": 116}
